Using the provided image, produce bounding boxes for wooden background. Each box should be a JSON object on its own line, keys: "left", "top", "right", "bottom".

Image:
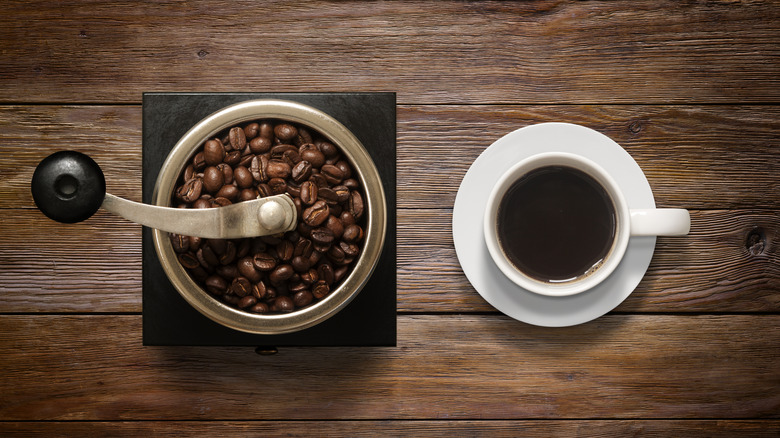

{"left": 1, "top": 1, "right": 779, "bottom": 436}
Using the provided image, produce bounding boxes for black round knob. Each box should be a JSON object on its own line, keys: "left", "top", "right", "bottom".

{"left": 31, "top": 151, "right": 106, "bottom": 223}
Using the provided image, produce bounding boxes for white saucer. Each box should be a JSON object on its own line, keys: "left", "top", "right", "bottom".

{"left": 452, "top": 122, "right": 657, "bottom": 327}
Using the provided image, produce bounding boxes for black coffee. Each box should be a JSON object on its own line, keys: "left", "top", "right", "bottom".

{"left": 497, "top": 166, "right": 616, "bottom": 283}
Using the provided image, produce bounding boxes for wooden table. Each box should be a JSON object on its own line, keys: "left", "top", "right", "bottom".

{"left": 1, "top": 1, "right": 779, "bottom": 436}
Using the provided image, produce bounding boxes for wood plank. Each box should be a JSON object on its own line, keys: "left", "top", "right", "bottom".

{"left": 0, "top": 315, "right": 778, "bottom": 420}
{"left": 2, "top": 420, "right": 779, "bottom": 437}
{"left": 0, "top": 209, "right": 777, "bottom": 313}
{"left": 1, "top": 105, "right": 778, "bottom": 210}
{"left": 1, "top": 1, "right": 778, "bottom": 104}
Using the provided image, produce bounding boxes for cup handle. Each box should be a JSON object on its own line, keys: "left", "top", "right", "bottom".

{"left": 629, "top": 209, "right": 690, "bottom": 236}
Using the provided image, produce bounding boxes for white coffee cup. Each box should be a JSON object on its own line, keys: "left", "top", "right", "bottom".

{"left": 484, "top": 152, "right": 690, "bottom": 297}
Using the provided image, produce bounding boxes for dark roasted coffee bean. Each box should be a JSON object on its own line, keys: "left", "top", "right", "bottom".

{"left": 234, "top": 166, "right": 253, "bottom": 189}
{"left": 238, "top": 152, "right": 254, "bottom": 168}
{"left": 212, "top": 197, "right": 232, "bottom": 207}
{"left": 216, "top": 163, "right": 233, "bottom": 185}
{"left": 301, "top": 268, "right": 319, "bottom": 286}
{"left": 325, "top": 215, "right": 344, "bottom": 240}
{"left": 250, "top": 155, "right": 268, "bottom": 182}
{"left": 317, "top": 187, "right": 339, "bottom": 205}
{"left": 268, "top": 177, "right": 287, "bottom": 195}
{"left": 334, "top": 265, "right": 350, "bottom": 283}
{"left": 340, "top": 211, "right": 356, "bottom": 226}
{"left": 342, "top": 224, "right": 364, "bottom": 243}
{"left": 264, "top": 285, "right": 278, "bottom": 301}
{"left": 200, "top": 245, "right": 220, "bottom": 267}
{"left": 236, "top": 239, "right": 251, "bottom": 259}
{"left": 321, "top": 164, "right": 345, "bottom": 185}
{"left": 332, "top": 185, "right": 350, "bottom": 203}
{"left": 222, "top": 294, "right": 240, "bottom": 305}
{"left": 208, "top": 239, "right": 227, "bottom": 255}
{"left": 224, "top": 150, "right": 242, "bottom": 167}
{"left": 303, "top": 200, "right": 329, "bottom": 227}
{"left": 219, "top": 241, "right": 237, "bottom": 265}
{"left": 308, "top": 248, "right": 323, "bottom": 266}
{"left": 216, "top": 184, "right": 239, "bottom": 202}
{"left": 231, "top": 276, "right": 251, "bottom": 297}
{"left": 256, "top": 183, "right": 272, "bottom": 198}
{"left": 290, "top": 281, "right": 308, "bottom": 294}
{"left": 244, "top": 122, "right": 260, "bottom": 140}
{"left": 317, "top": 140, "right": 339, "bottom": 158}
{"left": 178, "top": 252, "right": 200, "bottom": 269}
{"left": 281, "top": 149, "right": 300, "bottom": 167}
{"left": 176, "top": 178, "right": 202, "bottom": 203}
{"left": 202, "top": 166, "right": 224, "bottom": 194}
{"left": 286, "top": 182, "right": 301, "bottom": 198}
{"left": 183, "top": 164, "right": 195, "bottom": 182}
{"left": 252, "top": 281, "right": 268, "bottom": 300}
{"left": 291, "top": 255, "right": 310, "bottom": 272}
{"left": 193, "top": 197, "right": 212, "bottom": 209}
{"left": 343, "top": 178, "right": 359, "bottom": 190}
{"left": 249, "top": 302, "right": 269, "bottom": 314}
{"left": 238, "top": 295, "right": 257, "bottom": 309}
{"left": 236, "top": 256, "right": 261, "bottom": 283}
{"left": 189, "top": 265, "right": 209, "bottom": 282}
{"left": 312, "top": 280, "right": 330, "bottom": 299}
{"left": 189, "top": 236, "right": 202, "bottom": 251}
{"left": 229, "top": 127, "right": 247, "bottom": 150}
{"left": 340, "top": 240, "right": 360, "bottom": 258}
{"left": 299, "top": 144, "right": 325, "bottom": 168}
{"left": 348, "top": 191, "right": 364, "bottom": 220}
{"left": 249, "top": 136, "right": 272, "bottom": 154}
{"left": 171, "top": 233, "right": 189, "bottom": 253}
{"left": 317, "top": 263, "right": 335, "bottom": 286}
{"left": 258, "top": 121, "right": 274, "bottom": 138}
{"left": 239, "top": 188, "right": 259, "bottom": 202}
{"left": 295, "top": 127, "right": 313, "bottom": 146}
{"left": 335, "top": 160, "right": 352, "bottom": 179}
{"left": 274, "top": 123, "right": 298, "bottom": 141}
{"left": 192, "top": 151, "right": 206, "bottom": 171}
{"left": 271, "top": 296, "right": 295, "bottom": 313}
{"left": 269, "top": 264, "right": 294, "bottom": 284}
{"left": 253, "top": 252, "right": 277, "bottom": 271}
{"left": 294, "top": 237, "right": 314, "bottom": 258}
{"left": 299, "top": 180, "right": 318, "bottom": 205}
{"left": 266, "top": 160, "right": 291, "bottom": 179}
{"left": 293, "top": 290, "right": 313, "bottom": 307}
{"left": 291, "top": 160, "right": 312, "bottom": 183}
{"left": 310, "top": 226, "right": 335, "bottom": 245}
{"left": 260, "top": 233, "right": 283, "bottom": 245}
{"left": 205, "top": 275, "right": 228, "bottom": 295}
{"left": 310, "top": 173, "right": 328, "bottom": 188}
{"left": 276, "top": 240, "right": 294, "bottom": 261}
{"left": 216, "top": 264, "right": 239, "bottom": 280}
{"left": 328, "top": 245, "right": 346, "bottom": 264}
{"left": 203, "top": 139, "right": 225, "bottom": 166}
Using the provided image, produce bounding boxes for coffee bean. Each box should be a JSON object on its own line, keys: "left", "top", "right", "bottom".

{"left": 301, "top": 268, "right": 319, "bottom": 286}
{"left": 252, "top": 281, "right": 268, "bottom": 300}
{"left": 216, "top": 163, "right": 233, "bottom": 184}
{"left": 303, "top": 200, "right": 329, "bottom": 227}
{"left": 343, "top": 224, "right": 364, "bottom": 243}
{"left": 257, "top": 183, "right": 272, "bottom": 198}
{"left": 348, "top": 191, "right": 364, "bottom": 220}
{"left": 244, "top": 122, "right": 260, "bottom": 140}
{"left": 291, "top": 255, "right": 310, "bottom": 272}
{"left": 310, "top": 173, "right": 328, "bottom": 188}
{"left": 212, "top": 197, "right": 232, "bottom": 207}
{"left": 235, "top": 257, "right": 259, "bottom": 283}
{"left": 291, "top": 160, "right": 312, "bottom": 183}
{"left": 317, "top": 187, "right": 339, "bottom": 205}
{"left": 295, "top": 127, "right": 313, "bottom": 145}
{"left": 250, "top": 155, "right": 268, "bottom": 182}
{"left": 294, "top": 237, "right": 314, "bottom": 258}
{"left": 200, "top": 245, "right": 220, "bottom": 267}
{"left": 271, "top": 296, "right": 295, "bottom": 313}
{"left": 325, "top": 215, "right": 344, "bottom": 240}
{"left": 239, "top": 188, "right": 259, "bottom": 202}
{"left": 293, "top": 290, "right": 313, "bottom": 307}
{"left": 238, "top": 152, "right": 254, "bottom": 168}
{"left": 343, "top": 178, "right": 359, "bottom": 190}
{"left": 328, "top": 245, "right": 346, "bottom": 264}
{"left": 183, "top": 164, "right": 195, "bottom": 182}
{"left": 202, "top": 166, "right": 224, "bottom": 194}
{"left": 216, "top": 264, "right": 239, "bottom": 280}
{"left": 274, "top": 123, "right": 298, "bottom": 141}
{"left": 171, "top": 233, "right": 189, "bottom": 253}
{"left": 310, "top": 227, "right": 335, "bottom": 246}
{"left": 317, "top": 140, "right": 338, "bottom": 158}
{"left": 216, "top": 184, "right": 239, "bottom": 202}
{"left": 340, "top": 241, "right": 360, "bottom": 258}
{"left": 269, "top": 264, "right": 294, "bottom": 284}
{"left": 238, "top": 295, "right": 257, "bottom": 309}
{"left": 268, "top": 177, "right": 287, "bottom": 195}
{"left": 321, "top": 164, "right": 344, "bottom": 185}
{"left": 266, "top": 160, "right": 291, "bottom": 179}
{"left": 259, "top": 121, "right": 274, "bottom": 138}
{"left": 249, "top": 302, "right": 270, "bottom": 314}
{"left": 317, "top": 263, "right": 335, "bottom": 286}
{"left": 205, "top": 275, "right": 228, "bottom": 295}
{"left": 312, "top": 280, "right": 330, "bottom": 299}
{"left": 189, "top": 236, "right": 202, "bottom": 251}
{"left": 203, "top": 139, "right": 224, "bottom": 166}
{"left": 177, "top": 177, "right": 203, "bottom": 203}
{"left": 234, "top": 166, "right": 253, "bottom": 189}
{"left": 193, "top": 197, "right": 211, "bottom": 209}
{"left": 219, "top": 241, "right": 237, "bottom": 265}
{"left": 231, "top": 276, "right": 251, "bottom": 297}
{"left": 253, "top": 252, "right": 277, "bottom": 271}
{"left": 229, "top": 127, "right": 247, "bottom": 150}
{"left": 334, "top": 265, "right": 349, "bottom": 283}
{"left": 276, "top": 239, "right": 294, "bottom": 262}
{"left": 300, "top": 180, "right": 318, "bottom": 205}
{"left": 178, "top": 252, "right": 199, "bottom": 269}
{"left": 286, "top": 181, "right": 301, "bottom": 198}
{"left": 335, "top": 160, "right": 353, "bottom": 179}
{"left": 299, "top": 145, "right": 325, "bottom": 168}
{"left": 224, "top": 150, "right": 242, "bottom": 167}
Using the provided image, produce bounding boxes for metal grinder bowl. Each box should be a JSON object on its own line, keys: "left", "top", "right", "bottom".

{"left": 152, "top": 99, "right": 387, "bottom": 334}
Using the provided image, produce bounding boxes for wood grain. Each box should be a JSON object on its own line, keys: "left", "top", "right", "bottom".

{"left": 1, "top": 105, "right": 778, "bottom": 210}
{"left": 1, "top": 1, "right": 778, "bottom": 104}
{"left": 2, "top": 420, "right": 779, "bottom": 437}
{"left": 1, "top": 208, "right": 776, "bottom": 313}
{"left": 1, "top": 314, "right": 778, "bottom": 420}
